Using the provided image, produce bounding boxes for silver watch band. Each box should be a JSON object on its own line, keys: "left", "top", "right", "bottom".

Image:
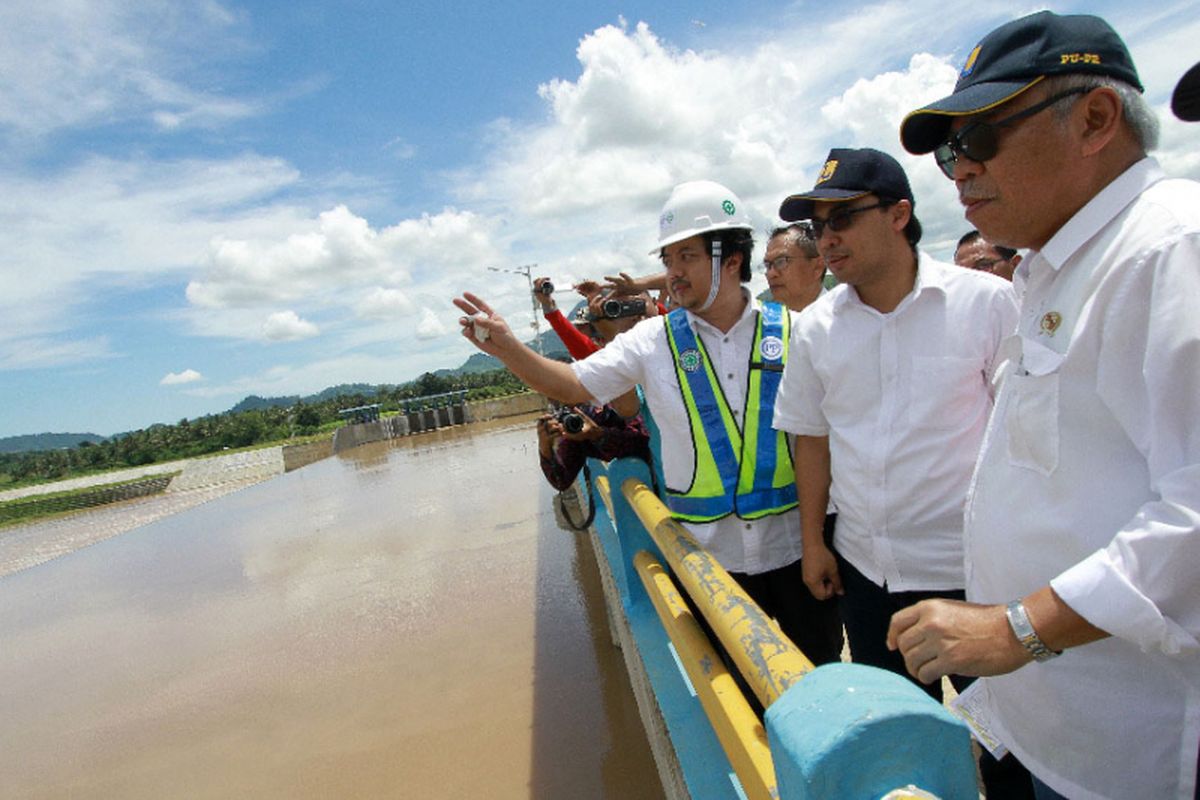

{"left": 1005, "top": 600, "right": 1061, "bottom": 662}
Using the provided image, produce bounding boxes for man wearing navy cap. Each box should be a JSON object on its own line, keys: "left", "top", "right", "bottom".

{"left": 890, "top": 11, "right": 1200, "bottom": 799}
{"left": 771, "top": 148, "right": 1016, "bottom": 694}
{"left": 1174, "top": 61, "right": 1200, "bottom": 122}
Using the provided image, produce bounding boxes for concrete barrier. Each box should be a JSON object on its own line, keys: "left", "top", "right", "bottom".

{"left": 167, "top": 447, "right": 285, "bottom": 491}
{"left": 282, "top": 440, "right": 333, "bottom": 472}
{"left": 331, "top": 393, "right": 546, "bottom": 452}
{"left": 464, "top": 392, "right": 546, "bottom": 422}
{"left": 766, "top": 664, "right": 977, "bottom": 800}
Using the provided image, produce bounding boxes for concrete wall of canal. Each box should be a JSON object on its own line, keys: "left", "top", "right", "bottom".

{"left": 332, "top": 392, "right": 547, "bottom": 453}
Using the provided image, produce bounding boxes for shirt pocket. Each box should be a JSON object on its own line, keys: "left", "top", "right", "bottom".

{"left": 1005, "top": 338, "right": 1064, "bottom": 476}
{"left": 908, "top": 356, "right": 984, "bottom": 431}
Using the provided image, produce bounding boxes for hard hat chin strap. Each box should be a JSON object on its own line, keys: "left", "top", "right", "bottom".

{"left": 697, "top": 238, "right": 721, "bottom": 313}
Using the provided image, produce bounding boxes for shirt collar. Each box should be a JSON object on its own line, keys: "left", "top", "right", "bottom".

{"left": 831, "top": 252, "right": 946, "bottom": 313}
{"left": 1035, "top": 157, "right": 1165, "bottom": 272}
{"left": 687, "top": 286, "right": 757, "bottom": 335}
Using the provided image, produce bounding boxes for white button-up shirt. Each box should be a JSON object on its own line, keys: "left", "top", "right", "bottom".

{"left": 773, "top": 257, "right": 1017, "bottom": 591}
{"left": 572, "top": 291, "right": 801, "bottom": 575}
{"left": 966, "top": 159, "right": 1200, "bottom": 800}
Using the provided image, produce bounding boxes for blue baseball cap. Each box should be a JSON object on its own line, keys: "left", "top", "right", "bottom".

{"left": 900, "top": 11, "right": 1142, "bottom": 154}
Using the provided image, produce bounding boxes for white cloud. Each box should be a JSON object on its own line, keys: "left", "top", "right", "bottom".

{"left": 415, "top": 308, "right": 447, "bottom": 340}
{"left": 0, "top": 1, "right": 258, "bottom": 140}
{"left": 357, "top": 288, "right": 415, "bottom": 320}
{"left": 187, "top": 205, "right": 500, "bottom": 312}
{"left": 0, "top": 154, "right": 304, "bottom": 352}
{"left": 262, "top": 311, "right": 319, "bottom": 342}
{"left": 0, "top": 336, "right": 114, "bottom": 370}
{"left": 160, "top": 368, "right": 203, "bottom": 385}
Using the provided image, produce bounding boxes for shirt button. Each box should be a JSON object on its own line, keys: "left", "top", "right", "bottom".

{"left": 745, "top": 523, "right": 752, "bottom": 530}
{"left": 727, "top": 373, "right": 734, "bottom": 379}
{"left": 724, "top": 337, "right": 729, "bottom": 343}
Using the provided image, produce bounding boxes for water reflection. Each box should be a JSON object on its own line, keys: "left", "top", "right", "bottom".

{"left": 0, "top": 416, "right": 661, "bottom": 798}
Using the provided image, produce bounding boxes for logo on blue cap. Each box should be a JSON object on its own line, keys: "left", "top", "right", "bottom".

{"left": 961, "top": 44, "right": 982, "bottom": 78}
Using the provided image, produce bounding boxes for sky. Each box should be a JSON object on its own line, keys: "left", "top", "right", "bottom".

{"left": 2, "top": 1, "right": 1198, "bottom": 438}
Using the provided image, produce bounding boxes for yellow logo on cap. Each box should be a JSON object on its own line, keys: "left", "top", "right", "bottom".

{"left": 961, "top": 45, "right": 982, "bottom": 78}
{"left": 816, "top": 159, "right": 838, "bottom": 184}
{"left": 1060, "top": 53, "right": 1101, "bottom": 65}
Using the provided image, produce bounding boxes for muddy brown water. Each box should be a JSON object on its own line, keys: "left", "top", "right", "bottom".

{"left": 0, "top": 416, "right": 664, "bottom": 799}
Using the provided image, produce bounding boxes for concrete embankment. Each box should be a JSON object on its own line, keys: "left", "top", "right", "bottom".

{"left": 0, "top": 393, "right": 551, "bottom": 577}
{"left": 332, "top": 392, "right": 548, "bottom": 452}
{"left": 0, "top": 475, "right": 176, "bottom": 525}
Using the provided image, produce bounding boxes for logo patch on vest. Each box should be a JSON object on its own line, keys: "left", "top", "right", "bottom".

{"left": 759, "top": 336, "right": 784, "bottom": 361}
{"left": 678, "top": 348, "right": 702, "bottom": 373}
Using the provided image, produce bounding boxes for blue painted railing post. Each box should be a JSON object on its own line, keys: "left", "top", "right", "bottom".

{"left": 765, "top": 663, "right": 978, "bottom": 799}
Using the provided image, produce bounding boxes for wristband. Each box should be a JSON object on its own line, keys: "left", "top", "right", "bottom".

{"left": 1005, "top": 600, "right": 1061, "bottom": 662}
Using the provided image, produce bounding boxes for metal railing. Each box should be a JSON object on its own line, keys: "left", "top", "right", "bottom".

{"left": 588, "top": 462, "right": 979, "bottom": 800}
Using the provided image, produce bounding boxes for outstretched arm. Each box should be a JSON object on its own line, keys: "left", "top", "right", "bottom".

{"left": 453, "top": 292, "right": 593, "bottom": 405}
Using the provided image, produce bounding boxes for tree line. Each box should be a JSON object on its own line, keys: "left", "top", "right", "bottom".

{"left": 1, "top": 368, "right": 527, "bottom": 488}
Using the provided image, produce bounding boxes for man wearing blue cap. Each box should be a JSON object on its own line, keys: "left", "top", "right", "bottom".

{"left": 890, "top": 11, "right": 1200, "bottom": 799}
{"left": 770, "top": 148, "right": 1017, "bottom": 692}
{"left": 1174, "top": 61, "right": 1200, "bottom": 122}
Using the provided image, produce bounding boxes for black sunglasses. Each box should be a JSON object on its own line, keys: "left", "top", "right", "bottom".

{"left": 934, "top": 87, "right": 1089, "bottom": 179}
{"left": 810, "top": 201, "right": 890, "bottom": 238}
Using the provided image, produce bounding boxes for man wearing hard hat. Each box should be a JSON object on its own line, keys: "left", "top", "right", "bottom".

{"left": 454, "top": 180, "right": 845, "bottom": 666}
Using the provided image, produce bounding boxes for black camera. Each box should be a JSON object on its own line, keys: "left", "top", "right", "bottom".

{"left": 591, "top": 298, "right": 647, "bottom": 321}
{"left": 554, "top": 406, "right": 586, "bottom": 434}
{"left": 537, "top": 281, "right": 555, "bottom": 296}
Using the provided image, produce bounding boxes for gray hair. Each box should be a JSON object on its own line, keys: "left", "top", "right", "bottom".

{"left": 1043, "top": 73, "right": 1159, "bottom": 152}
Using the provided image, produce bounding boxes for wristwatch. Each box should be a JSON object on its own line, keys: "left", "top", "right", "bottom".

{"left": 1005, "top": 600, "right": 1061, "bottom": 662}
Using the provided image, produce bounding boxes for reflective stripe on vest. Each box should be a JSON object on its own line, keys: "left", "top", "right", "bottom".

{"left": 663, "top": 303, "right": 797, "bottom": 522}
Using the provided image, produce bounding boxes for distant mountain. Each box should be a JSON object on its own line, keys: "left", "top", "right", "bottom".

{"left": 437, "top": 329, "right": 568, "bottom": 377}
{"left": 228, "top": 394, "right": 300, "bottom": 413}
{"left": 0, "top": 432, "right": 107, "bottom": 454}
{"left": 10, "top": 333, "right": 566, "bottom": 447}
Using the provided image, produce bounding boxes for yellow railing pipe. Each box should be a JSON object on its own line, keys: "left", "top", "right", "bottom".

{"left": 634, "top": 551, "right": 777, "bottom": 800}
{"left": 594, "top": 474, "right": 614, "bottom": 522}
{"left": 622, "top": 478, "right": 814, "bottom": 708}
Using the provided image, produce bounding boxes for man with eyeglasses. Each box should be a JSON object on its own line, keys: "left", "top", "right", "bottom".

{"left": 891, "top": 11, "right": 1200, "bottom": 799}
{"left": 762, "top": 223, "right": 827, "bottom": 312}
{"left": 771, "top": 146, "right": 1016, "bottom": 684}
{"left": 954, "top": 230, "right": 1021, "bottom": 282}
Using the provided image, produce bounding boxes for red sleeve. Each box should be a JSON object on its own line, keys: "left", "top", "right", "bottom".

{"left": 545, "top": 308, "right": 598, "bottom": 359}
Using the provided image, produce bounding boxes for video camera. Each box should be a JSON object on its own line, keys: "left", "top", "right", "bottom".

{"left": 588, "top": 298, "right": 647, "bottom": 321}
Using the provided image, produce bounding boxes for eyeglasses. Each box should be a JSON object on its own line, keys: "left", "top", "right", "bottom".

{"left": 934, "top": 87, "right": 1088, "bottom": 179}
{"left": 761, "top": 255, "right": 793, "bottom": 272}
{"left": 810, "top": 202, "right": 888, "bottom": 238}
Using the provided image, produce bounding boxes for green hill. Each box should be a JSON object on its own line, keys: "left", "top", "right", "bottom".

{"left": 0, "top": 432, "right": 107, "bottom": 454}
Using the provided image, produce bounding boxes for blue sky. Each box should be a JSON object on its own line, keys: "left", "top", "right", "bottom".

{"left": 2, "top": 1, "right": 1198, "bottom": 438}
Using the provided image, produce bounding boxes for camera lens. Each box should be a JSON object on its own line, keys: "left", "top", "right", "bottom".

{"left": 602, "top": 299, "right": 621, "bottom": 318}
{"left": 538, "top": 281, "right": 554, "bottom": 295}
{"left": 562, "top": 412, "right": 585, "bottom": 434}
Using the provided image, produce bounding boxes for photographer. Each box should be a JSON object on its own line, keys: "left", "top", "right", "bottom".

{"left": 537, "top": 404, "right": 650, "bottom": 492}
{"left": 582, "top": 287, "right": 657, "bottom": 345}
{"left": 532, "top": 276, "right": 599, "bottom": 360}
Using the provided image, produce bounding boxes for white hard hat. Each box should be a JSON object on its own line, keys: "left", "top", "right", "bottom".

{"left": 651, "top": 180, "right": 754, "bottom": 254}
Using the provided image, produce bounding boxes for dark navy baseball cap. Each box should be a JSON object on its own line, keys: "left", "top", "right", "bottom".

{"left": 900, "top": 11, "right": 1143, "bottom": 154}
{"left": 779, "top": 148, "right": 913, "bottom": 222}
{"left": 1172, "top": 61, "right": 1200, "bottom": 122}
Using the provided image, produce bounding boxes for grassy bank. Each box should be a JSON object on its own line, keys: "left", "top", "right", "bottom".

{"left": 0, "top": 473, "right": 179, "bottom": 529}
